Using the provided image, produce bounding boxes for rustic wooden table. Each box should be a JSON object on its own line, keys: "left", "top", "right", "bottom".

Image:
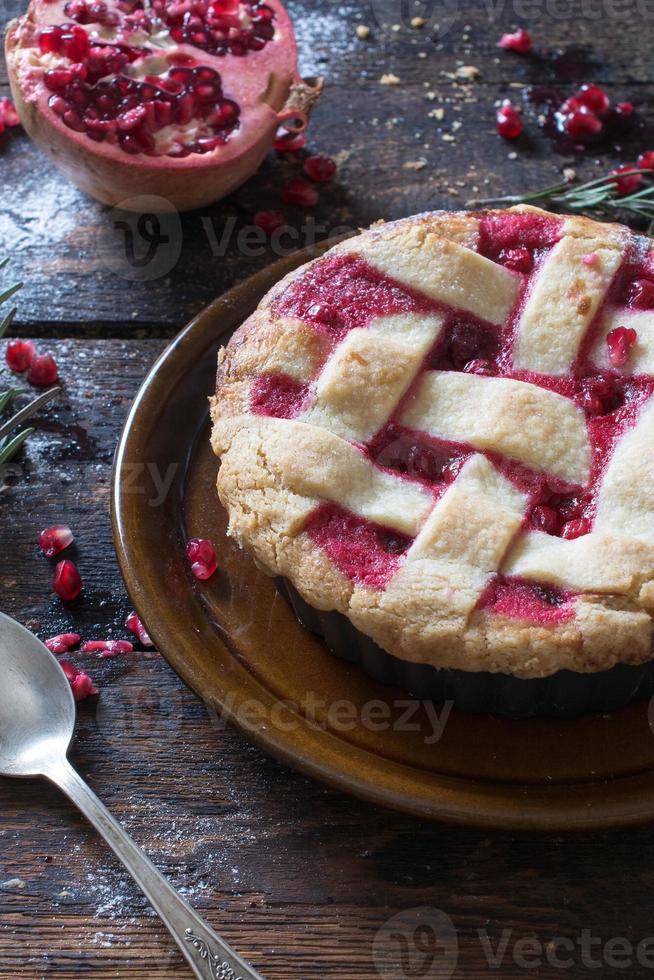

{"left": 2, "top": 1, "right": 654, "bottom": 977}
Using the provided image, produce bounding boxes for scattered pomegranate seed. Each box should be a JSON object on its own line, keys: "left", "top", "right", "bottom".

{"left": 38, "top": 523, "right": 74, "bottom": 557}
{"left": 45, "top": 632, "right": 80, "bottom": 654}
{"left": 499, "top": 246, "right": 533, "bottom": 273}
{"left": 581, "top": 252, "right": 598, "bottom": 266}
{"left": 125, "top": 611, "right": 154, "bottom": 647}
{"left": 609, "top": 164, "right": 642, "bottom": 196}
{"left": 80, "top": 639, "right": 134, "bottom": 657}
{"left": 303, "top": 155, "right": 337, "bottom": 183}
{"left": 0, "top": 97, "right": 20, "bottom": 130}
{"left": 463, "top": 359, "right": 494, "bottom": 376}
{"left": 498, "top": 28, "right": 532, "bottom": 53}
{"left": 531, "top": 504, "right": 560, "bottom": 536}
{"left": 561, "top": 518, "right": 591, "bottom": 540}
{"left": 576, "top": 83, "right": 610, "bottom": 114}
{"left": 29, "top": 352, "right": 58, "bottom": 387}
{"left": 558, "top": 104, "right": 603, "bottom": 139}
{"left": 5, "top": 339, "right": 36, "bottom": 373}
{"left": 637, "top": 150, "right": 654, "bottom": 170}
{"left": 627, "top": 278, "right": 654, "bottom": 309}
{"left": 616, "top": 101, "right": 633, "bottom": 116}
{"left": 281, "top": 178, "right": 319, "bottom": 207}
{"left": 53, "top": 559, "right": 82, "bottom": 601}
{"left": 496, "top": 100, "right": 523, "bottom": 139}
{"left": 607, "top": 326, "right": 637, "bottom": 367}
{"left": 187, "top": 537, "right": 217, "bottom": 580}
{"left": 273, "top": 131, "right": 307, "bottom": 152}
{"left": 60, "top": 660, "right": 98, "bottom": 700}
{"left": 254, "top": 210, "right": 286, "bottom": 235}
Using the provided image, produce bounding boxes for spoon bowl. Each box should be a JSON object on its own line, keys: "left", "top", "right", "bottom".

{"left": 0, "top": 612, "right": 74, "bottom": 777}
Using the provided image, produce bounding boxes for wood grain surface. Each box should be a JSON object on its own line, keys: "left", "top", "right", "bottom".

{"left": 2, "top": 1, "right": 654, "bottom": 977}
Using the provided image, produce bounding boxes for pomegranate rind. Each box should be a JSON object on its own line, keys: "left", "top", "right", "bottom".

{"left": 5, "top": 0, "right": 322, "bottom": 211}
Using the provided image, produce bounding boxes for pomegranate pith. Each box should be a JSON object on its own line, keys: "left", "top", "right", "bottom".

{"left": 53, "top": 559, "right": 82, "bottom": 601}
{"left": 38, "top": 523, "right": 74, "bottom": 557}
{"left": 5, "top": 0, "right": 322, "bottom": 210}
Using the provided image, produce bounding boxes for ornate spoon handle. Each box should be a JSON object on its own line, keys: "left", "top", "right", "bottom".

{"left": 47, "top": 757, "right": 263, "bottom": 980}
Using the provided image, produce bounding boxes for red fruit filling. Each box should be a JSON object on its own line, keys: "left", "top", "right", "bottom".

{"left": 305, "top": 504, "right": 411, "bottom": 590}
{"left": 281, "top": 178, "right": 319, "bottom": 207}
{"left": 251, "top": 372, "right": 309, "bottom": 418}
{"left": 53, "top": 559, "right": 82, "bottom": 601}
{"left": 80, "top": 639, "right": 133, "bottom": 656}
{"left": 606, "top": 326, "right": 637, "bottom": 367}
{"left": 6, "top": 339, "right": 36, "bottom": 373}
{"left": 496, "top": 100, "right": 523, "bottom": 139}
{"left": 498, "top": 28, "right": 532, "bottom": 53}
{"left": 60, "top": 659, "right": 98, "bottom": 700}
{"left": 29, "top": 352, "right": 58, "bottom": 386}
{"left": 187, "top": 537, "right": 217, "bottom": 579}
{"left": 609, "top": 165, "right": 642, "bottom": 196}
{"left": 478, "top": 576, "right": 575, "bottom": 626}
{"left": 38, "top": 523, "right": 74, "bottom": 557}
{"left": 125, "top": 610, "right": 154, "bottom": 646}
{"left": 254, "top": 209, "right": 286, "bottom": 234}
{"left": 626, "top": 278, "right": 654, "bottom": 310}
{"left": 303, "top": 154, "right": 337, "bottom": 183}
{"left": 45, "top": 632, "right": 81, "bottom": 654}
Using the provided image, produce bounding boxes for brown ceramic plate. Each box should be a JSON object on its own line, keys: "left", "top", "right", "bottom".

{"left": 112, "top": 241, "right": 654, "bottom": 831}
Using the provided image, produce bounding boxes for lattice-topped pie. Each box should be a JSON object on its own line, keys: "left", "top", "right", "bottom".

{"left": 210, "top": 206, "right": 654, "bottom": 715}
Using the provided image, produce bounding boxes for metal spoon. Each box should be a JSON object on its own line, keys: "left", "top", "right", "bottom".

{"left": 0, "top": 611, "right": 263, "bottom": 980}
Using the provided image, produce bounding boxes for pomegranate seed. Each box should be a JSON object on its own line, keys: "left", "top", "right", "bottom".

{"left": 5, "top": 339, "right": 36, "bottom": 372}
{"left": 80, "top": 639, "right": 133, "bottom": 657}
{"left": 38, "top": 523, "right": 74, "bottom": 557}
{"left": 60, "top": 661, "right": 98, "bottom": 700}
{"left": 303, "top": 155, "right": 337, "bottom": 183}
{"left": 498, "top": 28, "right": 532, "bottom": 53}
{"left": 531, "top": 504, "right": 560, "bottom": 536}
{"left": 254, "top": 210, "right": 286, "bottom": 235}
{"left": 627, "top": 278, "right": 654, "bottom": 309}
{"left": 499, "top": 246, "right": 533, "bottom": 273}
{"left": 53, "top": 560, "right": 82, "bottom": 601}
{"left": 125, "top": 610, "right": 154, "bottom": 647}
{"left": 561, "top": 518, "right": 591, "bottom": 540}
{"left": 274, "top": 131, "right": 307, "bottom": 152}
{"left": 282, "top": 178, "right": 319, "bottom": 207}
{"left": 45, "top": 632, "right": 80, "bottom": 654}
{"left": 559, "top": 105, "right": 603, "bottom": 138}
{"left": 187, "top": 537, "right": 217, "bottom": 580}
{"left": 29, "top": 352, "right": 58, "bottom": 387}
{"left": 0, "top": 98, "right": 20, "bottom": 128}
{"left": 463, "top": 359, "right": 494, "bottom": 376}
{"left": 637, "top": 150, "right": 654, "bottom": 170}
{"left": 609, "top": 165, "right": 642, "bottom": 196}
{"left": 607, "top": 326, "right": 637, "bottom": 367}
{"left": 576, "top": 83, "right": 610, "bottom": 115}
{"left": 496, "top": 100, "right": 523, "bottom": 139}
{"left": 581, "top": 252, "right": 598, "bottom": 266}
{"left": 616, "top": 101, "right": 633, "bottom": 116}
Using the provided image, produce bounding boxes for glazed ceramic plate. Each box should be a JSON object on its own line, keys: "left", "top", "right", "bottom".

{"left": 112, "top": 241, "right": 654, "bottom": 831}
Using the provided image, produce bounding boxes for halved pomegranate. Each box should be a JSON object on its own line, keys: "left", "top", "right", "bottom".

{"left": 5, "top": 0, "right": 322, "bottom": 211}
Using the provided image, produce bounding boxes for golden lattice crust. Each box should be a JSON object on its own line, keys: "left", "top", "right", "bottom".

{"left": 210, "top": 207, "right": 654, "bottom": 679}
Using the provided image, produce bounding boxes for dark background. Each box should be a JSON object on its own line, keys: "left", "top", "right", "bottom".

{"left": 2, "top": 0, "right": 654, "bottom": 976}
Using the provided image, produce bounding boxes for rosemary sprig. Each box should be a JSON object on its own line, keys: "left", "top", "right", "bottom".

{"left": 0, "top": 260, "right": 59, "bottom": 468}
{"left": 469, "top": 170, "right": 654, "bottom": 233}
